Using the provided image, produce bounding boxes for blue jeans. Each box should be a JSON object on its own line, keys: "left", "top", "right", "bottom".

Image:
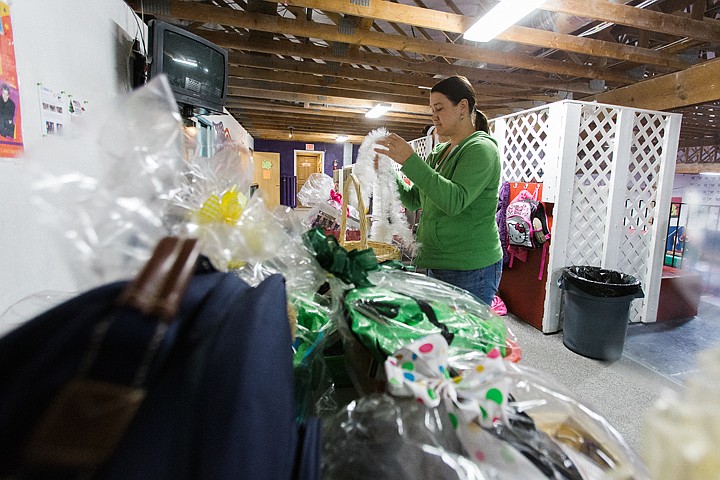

{"left": 427, "top": 260, "right": 502, "bottom": 306}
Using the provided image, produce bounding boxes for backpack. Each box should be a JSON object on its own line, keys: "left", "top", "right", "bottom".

{"left": 506, "top": 196, "right": 550, "bottom": 249}
{"left": 0, "top": 237, "right": 321, "bottom": 480}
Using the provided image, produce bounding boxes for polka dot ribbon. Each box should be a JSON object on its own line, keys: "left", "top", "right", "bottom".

{"left": 385, "top": 334, "right": 542, "bottom": 475}
{"left": 385, "top": 333, "right": 509, "bottom": 428}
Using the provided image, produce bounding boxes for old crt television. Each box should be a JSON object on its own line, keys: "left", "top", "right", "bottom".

{"left": 148, "top": 19, "right": 228, "bottom": 115}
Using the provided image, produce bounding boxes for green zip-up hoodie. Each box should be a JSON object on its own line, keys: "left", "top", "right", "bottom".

{"left": 398, "top": 131, "right": 502, "bottom": 270}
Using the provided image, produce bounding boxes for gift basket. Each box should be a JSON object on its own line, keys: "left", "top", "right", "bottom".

{"left": 297, "top": 172, "right": 361, "bottom": 242}
{"left": 335, "top": 266, "right": 516, "bottom": 395}
{"left": 323, "top": 333, "right": 650, "bottom": 480}
{"left": 339, "top": 173, "right": 400, "bottom": 263}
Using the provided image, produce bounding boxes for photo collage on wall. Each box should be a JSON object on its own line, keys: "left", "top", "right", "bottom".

{"left": 37, "top": 84, "right": 87, "bottom": 136}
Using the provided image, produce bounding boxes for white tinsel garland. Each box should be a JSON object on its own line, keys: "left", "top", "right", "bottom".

{"left": 353, "top": 128, "right": 417, "bottom": 254}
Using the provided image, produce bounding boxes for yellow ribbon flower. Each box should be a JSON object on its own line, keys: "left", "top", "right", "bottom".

{"left": 195, "top": 186, "right": 247, "bottom": 226}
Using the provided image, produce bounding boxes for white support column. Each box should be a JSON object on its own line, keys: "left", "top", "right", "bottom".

{"left": 601, "top": 108, "right": 634, "bottom": 271}
{"left": 542, "top": 101, "right": 583, "bottom": 333}
{"left": 342, "top": 142, "right": 353, "bottom": 167}
{"left": 541, "top": 101, "right": 566, "bottom": 203}
{"left": 643, "top": 112, "right": 682, "bottom": 323}
{"left": 494, "top": 117, "right": 508, "bottom": 180}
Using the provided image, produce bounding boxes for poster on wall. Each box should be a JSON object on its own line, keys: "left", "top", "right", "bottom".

{"left": 0, "top": 2, "right": 23, "bottom": 157}
{"left": 38, "top": 84, "right": 65, "bottom": 135}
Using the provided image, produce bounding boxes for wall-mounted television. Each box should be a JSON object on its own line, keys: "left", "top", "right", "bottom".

{"left": 148, "top": 19, "right": 228, "bottom": 116}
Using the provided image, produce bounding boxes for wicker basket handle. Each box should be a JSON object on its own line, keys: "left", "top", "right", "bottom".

{"left": 339, "top": 173, "right": 369, "bottom": 249}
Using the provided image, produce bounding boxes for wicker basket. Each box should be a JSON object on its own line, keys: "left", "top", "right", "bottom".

{"left": 339, "top": 173, "right": 401, "bottom": 263}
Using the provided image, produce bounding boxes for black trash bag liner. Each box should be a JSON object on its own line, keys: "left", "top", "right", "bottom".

{"left": 560, "top": 266, "right": 642, "bottom": 298}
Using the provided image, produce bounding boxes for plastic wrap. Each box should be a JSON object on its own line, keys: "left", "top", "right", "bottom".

{"left": 291, "top": 290, "right": 337, "bottom": 421}
{"left": 324, "top": 333, "right": 648, "bottom": 479}
{"left": 641, "top": 345, "right": 720, "bottom": 479}
{"left": 0, "top": 291, "right": 75, "bottom": 337}
{"left": 346, "top": 267, "right": 511, "bottom": 360}
{"left": 323, "top": 394, "right": 492, "bottom": 480}
{"left": 29, "top": 76, "right": 186, "bottom": 289}
{"left": 296, "top": 173, "right": 360, "bottom": 235}
{"left": 297, "top": 173, "right": 338, "bottom": 209}
{"left": 448, "top": 344, "right": 650, "bottom": 479}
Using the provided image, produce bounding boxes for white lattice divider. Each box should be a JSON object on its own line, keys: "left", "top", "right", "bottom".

{"left": 499, "top": 105, "right": 551, "bottom": 184}
{"left": 490, "top": 100, "right": 681, "bottom": 332}
{"left": 409, "top": 134, "right": 436, "bottom": 160}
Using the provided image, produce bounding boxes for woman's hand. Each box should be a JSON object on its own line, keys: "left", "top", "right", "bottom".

{"left": 374, "top": 133, "right": 414, "bottom": 166}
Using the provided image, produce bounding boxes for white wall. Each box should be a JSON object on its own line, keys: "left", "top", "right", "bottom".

{"left": 0, "top": 1, "right": 144, "bottom": 320}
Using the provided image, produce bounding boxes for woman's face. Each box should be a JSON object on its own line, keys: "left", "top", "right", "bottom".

{"left": 430, "top": 92, "right": 464, "bottom": 138}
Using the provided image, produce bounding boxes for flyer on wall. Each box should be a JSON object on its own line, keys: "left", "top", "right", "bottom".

{"left": 0, "top": 2, "right": 23, "bottom": 158}
{"left": 38, "top": 85, "right": 65, "bottom": 135}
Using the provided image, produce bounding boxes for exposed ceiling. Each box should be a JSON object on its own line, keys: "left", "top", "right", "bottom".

{"left": 127, "top": 0, "right": 720, "bottom": 165}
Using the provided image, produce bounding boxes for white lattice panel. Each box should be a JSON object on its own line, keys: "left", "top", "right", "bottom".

{"left": 409, "top": 134, "right": 436, "bottom": 160}
{"left": 497, "top": 106, "right": 550, "bottom": 183}
{"left": 490, "top": 100, "right": 682, "bottom": 332}
{"left": 565, "top": 105, "right": 617, "bottom": 267}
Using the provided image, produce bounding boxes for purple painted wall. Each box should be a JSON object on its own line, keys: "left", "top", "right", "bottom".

{"left": 253, "top": 139, "right": 349, "bottom": 176}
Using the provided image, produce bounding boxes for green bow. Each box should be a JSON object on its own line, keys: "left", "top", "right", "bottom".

{"left": 303, "top": 228, "right": 380, "bottom": 288}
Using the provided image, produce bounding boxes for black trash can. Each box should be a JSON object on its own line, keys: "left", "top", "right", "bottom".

{"left": 558, "top": 266, "right": 644, "bottom": 361}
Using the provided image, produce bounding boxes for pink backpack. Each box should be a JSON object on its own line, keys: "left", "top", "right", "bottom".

{"left": 505, "top": 189, "right": 551, "bottom": 280}
{"left": 506, "top": 194, "right": 550, "bottom": 249}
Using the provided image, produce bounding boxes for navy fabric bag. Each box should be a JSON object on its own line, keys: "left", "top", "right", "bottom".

{"left": 0, "top": 260, "right": 321, "bottom": 479}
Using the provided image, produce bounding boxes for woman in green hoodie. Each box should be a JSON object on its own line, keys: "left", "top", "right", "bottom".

{"left": 374, "top": 75, "right": 502, "bottom": 305}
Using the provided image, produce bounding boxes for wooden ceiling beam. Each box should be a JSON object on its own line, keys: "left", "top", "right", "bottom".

{"left": 205, "top": 33, "right": 599, "bottom": 94}
{"left": 157, "top": 1, "right": 635, "bottom": 82}
{"left": 246, "top": 128, "right": 366, "bottom": 143}
{"left": 228, "top": 65, "right": 430, "bottom": 99}
{"left": 226, "top": 99, "right": 432, "bottom": 123}
{"left": 588, "top": 58, "right": 720, "bottom": 110}
{"left": 228, "top": 77, "right": 428, "bottom": 105}
{"left": 679, "top": 135, "right": 720, "bottom": 147}
{"left": 541, "top": 0, "right": 720, "bottom": 44}
{"left": 233, "top": 116, "right": 422, "bottom": 136}
{"left": 227, "top": 85, "right": 432, "bottom": 114}
{"left": 228, "top": 58, "right": 558, "bottom": 103}
{"left": 228, "top": 52, "right": 437, "bottom": 88}
{"left": 675, "top": 163, "right": 720, "bottom": 174}
{"left": 235, "top": 115, "right": 419, "bottom": 132}
{"left": 270, "top": 0, "right": 690, "bottom": 69}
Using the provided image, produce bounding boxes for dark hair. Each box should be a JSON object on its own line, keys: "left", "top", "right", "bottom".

{"left": 431, "top": 75, "right": 489, "bottom": 133}
{"left": 1, "top": 84, "right": 9, "bottom": 93}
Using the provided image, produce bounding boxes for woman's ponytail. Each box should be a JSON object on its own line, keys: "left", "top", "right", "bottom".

{"left": 474, "top": 106, "right": 489, "bottom": 133}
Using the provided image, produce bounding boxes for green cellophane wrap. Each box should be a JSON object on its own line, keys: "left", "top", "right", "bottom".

{"left": 291, "top": 291, "right": 337, "bottom": 421}
{"left": 344, "top": 268, "right": 508, "bottom": 362}
{"left": 292, "top": 291, "right": 335, "bottom": 369}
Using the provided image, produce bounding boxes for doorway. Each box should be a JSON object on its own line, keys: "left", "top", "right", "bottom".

{"left": 253, "top": 151, "right": 280, "bottom": 208}
{"left": 294, "top": 150, "right": 324, "bottom": 207}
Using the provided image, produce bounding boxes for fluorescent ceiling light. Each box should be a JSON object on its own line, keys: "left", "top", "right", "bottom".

{"left": 335, "top": 135, "right": 348, "bottom": 143}
{"left": 699, "top": 171, "right": 720, "bottom": 176}
{"left": 464, "top": 0, "right": 546, "bottom": 43}
{"left": 365, "top": 103, "right": 392, "bottom": 118}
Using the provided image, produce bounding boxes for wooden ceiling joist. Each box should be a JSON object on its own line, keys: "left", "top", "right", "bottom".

{"left": 273, "top": 0, "right": 691, "bottom": 69}
{"left": 159, "top": 1, "right": 636, "bottom": 82}
{"left": 125, "top": 0, "right": 720, "bottom": 158}
{"left": 590, "top": 58, "right": 720, "bottom": 111}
